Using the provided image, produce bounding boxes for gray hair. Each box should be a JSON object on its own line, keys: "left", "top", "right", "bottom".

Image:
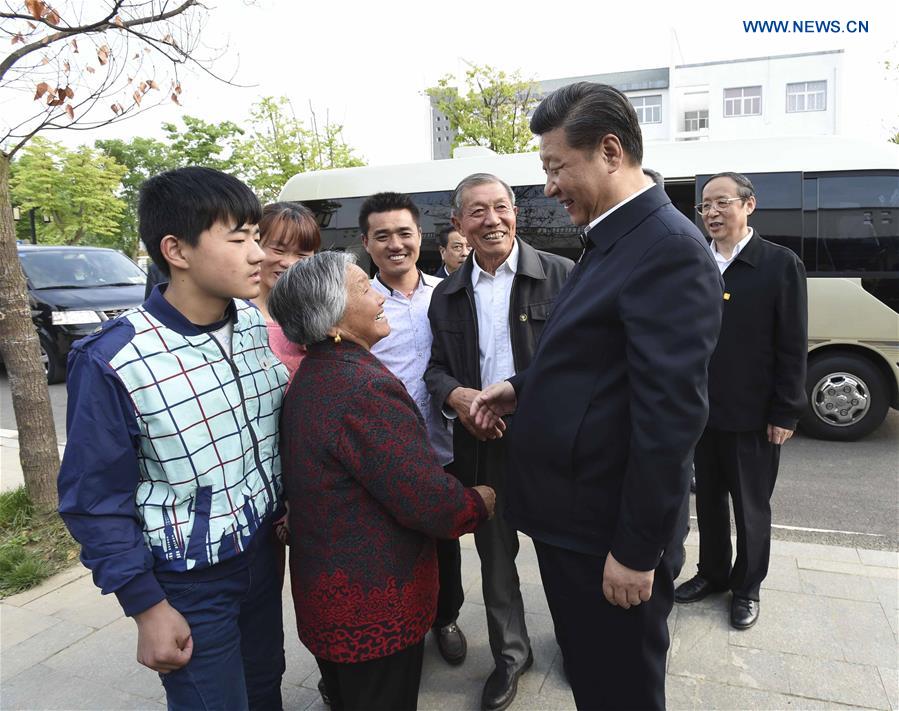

{"left": 451, "top": 173, "right": 516, "bottom": 217}
{"left": 268, "top": 251, "right": 356, "bottom": 345}
{"left": 702, "top": 171, "right": 755, "bottom": 199}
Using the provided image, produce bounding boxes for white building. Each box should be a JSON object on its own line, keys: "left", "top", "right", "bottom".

{"left": 430, "top": 50, "right": 844, "bottom": 159}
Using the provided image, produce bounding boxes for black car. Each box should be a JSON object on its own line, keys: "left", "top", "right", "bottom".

{"left": 17, "top": 245, "right": 146, "bottom": 383}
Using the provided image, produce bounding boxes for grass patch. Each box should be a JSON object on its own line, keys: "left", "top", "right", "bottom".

{"left": 0, "top": 487, "right": 79, "bottom": 597}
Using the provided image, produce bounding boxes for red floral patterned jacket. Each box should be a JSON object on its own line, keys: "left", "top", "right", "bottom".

{"left": 281, "top": 339, "right": 487, "bottom": 663}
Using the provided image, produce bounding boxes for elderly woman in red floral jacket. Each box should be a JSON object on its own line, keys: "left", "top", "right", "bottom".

{"left": 269, "top": 252, "right": 495, "bottom": 711}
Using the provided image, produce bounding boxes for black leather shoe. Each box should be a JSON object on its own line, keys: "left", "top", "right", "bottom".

{"left": 730, "top": 596, "right": 760, "bottom": 629}
{"left": 317, "top": 678, "right": 330, "bottom": 706}
{"left": 434, "top": 622, "right": 467, "bottom": 665}
{"left": 481, "top": 650, "right": 534, "bottom": 711}
{"left": 674, "top": 575, "right": 727, "bottom": 603}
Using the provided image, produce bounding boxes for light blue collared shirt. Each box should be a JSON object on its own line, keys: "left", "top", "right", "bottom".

{"left": 370, "top": 271, "right": 454, "bottom": 466}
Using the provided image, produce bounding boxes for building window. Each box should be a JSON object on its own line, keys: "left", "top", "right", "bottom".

{"left": 786, "top": 81, "right": 826, "bottom": 112}
{"left": 630, "top": 95, "right": 662, "bottom": 124}
{"left": 684, "top": 109, "right": 709, "bottom": 132}
{"left": 724, "top": 86, "right": 762, "bottom": 117}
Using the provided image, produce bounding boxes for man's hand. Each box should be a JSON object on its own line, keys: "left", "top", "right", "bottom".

{"left": 602, "top": 552, "right": 654, "bottom": 609}
{"left": 472, "top": 485, "right": 497, "bottom": 519}
{"left": 135, "top": 600, "right": 193, "bottom": 673}
{"left": 767, "top": 424, "right": 794, "bottom": 445}
{"left": 470, "top": 381, "right": 517, "bottom": 431}
{"left": 447, "top": 387, "right": 505, "bottom": 441}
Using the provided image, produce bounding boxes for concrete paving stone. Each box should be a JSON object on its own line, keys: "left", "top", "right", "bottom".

{"left": 690, "top": 677, "right": 810, "bottom": 709}
{"left": 869, "top": 577, "right": 899, "bottom": 612}
{"left": 670, "top": 597, "right": 792, "bottom": 694}
{"left": 879, "top": 668, "right": 898, "bottom": 710}
{"left": 859, "top": 550, "right": 899, "bottom": 569}
{"left": 41, "top": 616, "right": 163, "bottom": 701}
{"left": 0, "top": 617, "right": 94, "bottom": 682}
{"left": 799, "top": 568, "right": 878, "bottom": 602}
{"left": 728, "top": 589, "right": 845, "bottom": 661}
{"left": 885, "top": 607, "right": 899, "bottom": 638}
{"left": 786, "top": 655, "right": 891, "bottom": 709}
{"left": 827, "top": 597, "right": 897, "bottom": 666}
{"left": 774, "top": 541, "right": 861, "bottom": 564}
{"left": 280, "top": 681, "right": 322, "bottom": 710}
{"left": 22, "top": 571, "right": 124, "bottom": 630}
{"left": 1, "top": 564, "right": 90, "bottom": 607}
{"left": 0, "top": 603, "right": 61, "bottom": 649}
{"left": 799, "top": 559, "right": 899, "bottom": 580}
{"left": 762, "top": 554, "right": 804, "bottom": 593}
{"left": 665, "top": 674, "right": 700, "bottom": 710}
{"left": 0, "top": 663, "right": 161, "bottom": 710}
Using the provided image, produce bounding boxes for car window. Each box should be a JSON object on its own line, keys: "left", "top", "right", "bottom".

{"left": 19, "top": 250, "right": 146, "bottom": 289}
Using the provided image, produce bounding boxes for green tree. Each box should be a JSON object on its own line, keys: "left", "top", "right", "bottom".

{"left": 161, "top": 114, "right": 244, "bottom": 170}
{"left": 232, "top": 96, "right": 365, "bottom": 203}
{"left": 427, "top": 64, "right": 540, "bottom": 154}
{"left": 95, "top": 136, "right": 175, "bottom": 256}
{"left": 11, "top": 138, "right": 127, "bottom": 250}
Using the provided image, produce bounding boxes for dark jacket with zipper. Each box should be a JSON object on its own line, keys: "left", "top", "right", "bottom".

{"left": 425, "top": 238, "right": 573, "bottom": 485}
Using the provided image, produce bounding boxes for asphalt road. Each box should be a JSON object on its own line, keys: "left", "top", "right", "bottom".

{"left": 2, "top": 370, "right": 897, "bottom": 550}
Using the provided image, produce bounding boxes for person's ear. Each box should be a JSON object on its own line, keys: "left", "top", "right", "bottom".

{"left": 451, "top": 215, "right": 463, "bottom": 235}
{"left": 160, "top": 235, "right": 189, "bottom": 272}
{"left": 745, "top": 196, "right": 757, "bottom": 216}
{"left": 599, "top": 134, "right": 624, "bottom": 172}
{"left": 361, "top": 232, "right": 371, "bottom": 253}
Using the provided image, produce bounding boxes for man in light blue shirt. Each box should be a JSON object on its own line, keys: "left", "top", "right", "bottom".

{"left": 359, "top": 191, "right": 465, "bottom": 666}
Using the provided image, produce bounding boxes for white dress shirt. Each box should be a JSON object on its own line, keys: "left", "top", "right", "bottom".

{"left": 585, "top": 183, "right": 654, "bottom": 233}
{"left": 712, "top": 228, "right": 754, "bottom": 273}
{"left": 370, "top": 271, "right": 454, "bottom": 466}
{"left": 471, "top": 239, "right": 519, "bottom": 388}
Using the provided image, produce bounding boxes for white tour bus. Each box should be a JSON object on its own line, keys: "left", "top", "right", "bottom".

{"left": 279, "top": 136, "right": 899, "bottom": 442}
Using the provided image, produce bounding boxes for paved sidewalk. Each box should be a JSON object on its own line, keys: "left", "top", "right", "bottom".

{"left": 2, "top": 526, "right": 897, "bottom": 710}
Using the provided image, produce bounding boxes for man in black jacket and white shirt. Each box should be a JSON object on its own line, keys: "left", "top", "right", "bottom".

{"left": 426, "top": 172, "right": 573, "bottom": 711}
{"left": 675, "top": 172, "right": 808, "bottom": 630}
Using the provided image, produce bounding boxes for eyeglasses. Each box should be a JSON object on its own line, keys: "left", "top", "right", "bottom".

{"left": 695, "top": 197, "right": 746, "bottom": 215}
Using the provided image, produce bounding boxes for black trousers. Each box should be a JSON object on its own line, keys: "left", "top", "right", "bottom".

{"left": 433, "top": 466, "right": 464, "bottom": 629}
{"left": 694, "top": 427, "right": 781, "bottom": 600}
{"left": 534, "top": 541, "right": 673, "bottom": 711}
{"left": 316, "top": 641, "right": 425, "bottom": 711}
{"left": 433, "top": 537, "right": 463, "bottom": 627}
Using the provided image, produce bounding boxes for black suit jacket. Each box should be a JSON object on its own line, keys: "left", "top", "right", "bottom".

{"left": 506, "top": 186, "right": 724, "bottom": 571}
{"left": 707, "top": 232, "right": 808, "bottom": 431}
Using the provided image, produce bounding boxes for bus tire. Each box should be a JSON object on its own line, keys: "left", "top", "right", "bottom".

{"left": 799, "top": 353, "right": 890, "bottom": 441}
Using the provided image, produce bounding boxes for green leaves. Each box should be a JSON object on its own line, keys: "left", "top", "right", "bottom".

{"left": 427, "top": 64, "right": 540, "bottom": 155}
{"left": 10, "top": 137, "right": 127, "bottom": 250}
{"left": 229, "top": 96, "right": 366, "bottom": 204}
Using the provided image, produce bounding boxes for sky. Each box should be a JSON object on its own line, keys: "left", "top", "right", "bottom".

{"left": 3, "top": 0, "right": 898, "bottom": 166}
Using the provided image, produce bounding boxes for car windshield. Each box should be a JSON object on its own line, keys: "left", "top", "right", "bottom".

{"left": 19, "top": 250, "right": 146, "bottom": 289}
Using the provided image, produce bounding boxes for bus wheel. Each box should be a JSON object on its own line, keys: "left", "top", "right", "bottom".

{"left": 800, "top": 354, "right": 889, "bottom": 441}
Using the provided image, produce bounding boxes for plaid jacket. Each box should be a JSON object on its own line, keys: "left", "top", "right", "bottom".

{"left": 58, "top": 287, "right": 288, "bottom": 616}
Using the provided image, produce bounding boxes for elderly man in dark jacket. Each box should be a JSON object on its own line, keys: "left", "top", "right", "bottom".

{"left": 425, "top": 173, "right": 573, "bottom": 711}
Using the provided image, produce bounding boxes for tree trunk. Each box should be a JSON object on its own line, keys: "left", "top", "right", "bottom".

{"left": 0, "top": 153, "right": 60, "bottom": 512}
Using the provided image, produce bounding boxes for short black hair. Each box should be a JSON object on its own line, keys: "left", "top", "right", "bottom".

{"left": 530, "top": 82, "right": 643, "bottom": 164}
{"left": 358, "top": 192, "right": 420, "bottom": 234}
{"left": 702, "top": 172, "right": 756, "bottom": 199}
{"left": 138, "top": 166, "right": 262, "bottom": 277}
{"left": 436, "top": 226, "right": 457, "bottom": 248}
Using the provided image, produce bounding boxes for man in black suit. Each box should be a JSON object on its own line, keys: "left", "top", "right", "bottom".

{"left": 674, "top": 173, "right": 808, "bottom": 630}
{"left": 471, "top": 83, "right": 723, "bottom": 710}
{"left": 433, "top": 226, "right": 471, "bottom": 278}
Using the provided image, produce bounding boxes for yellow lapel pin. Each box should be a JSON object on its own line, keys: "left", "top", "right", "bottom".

{"left": 723, "top": 292, "right": 731, "bottom": 300}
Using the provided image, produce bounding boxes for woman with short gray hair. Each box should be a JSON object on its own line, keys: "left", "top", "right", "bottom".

{"left": 270, "top": 252, "right": 495, "bottom": 711}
